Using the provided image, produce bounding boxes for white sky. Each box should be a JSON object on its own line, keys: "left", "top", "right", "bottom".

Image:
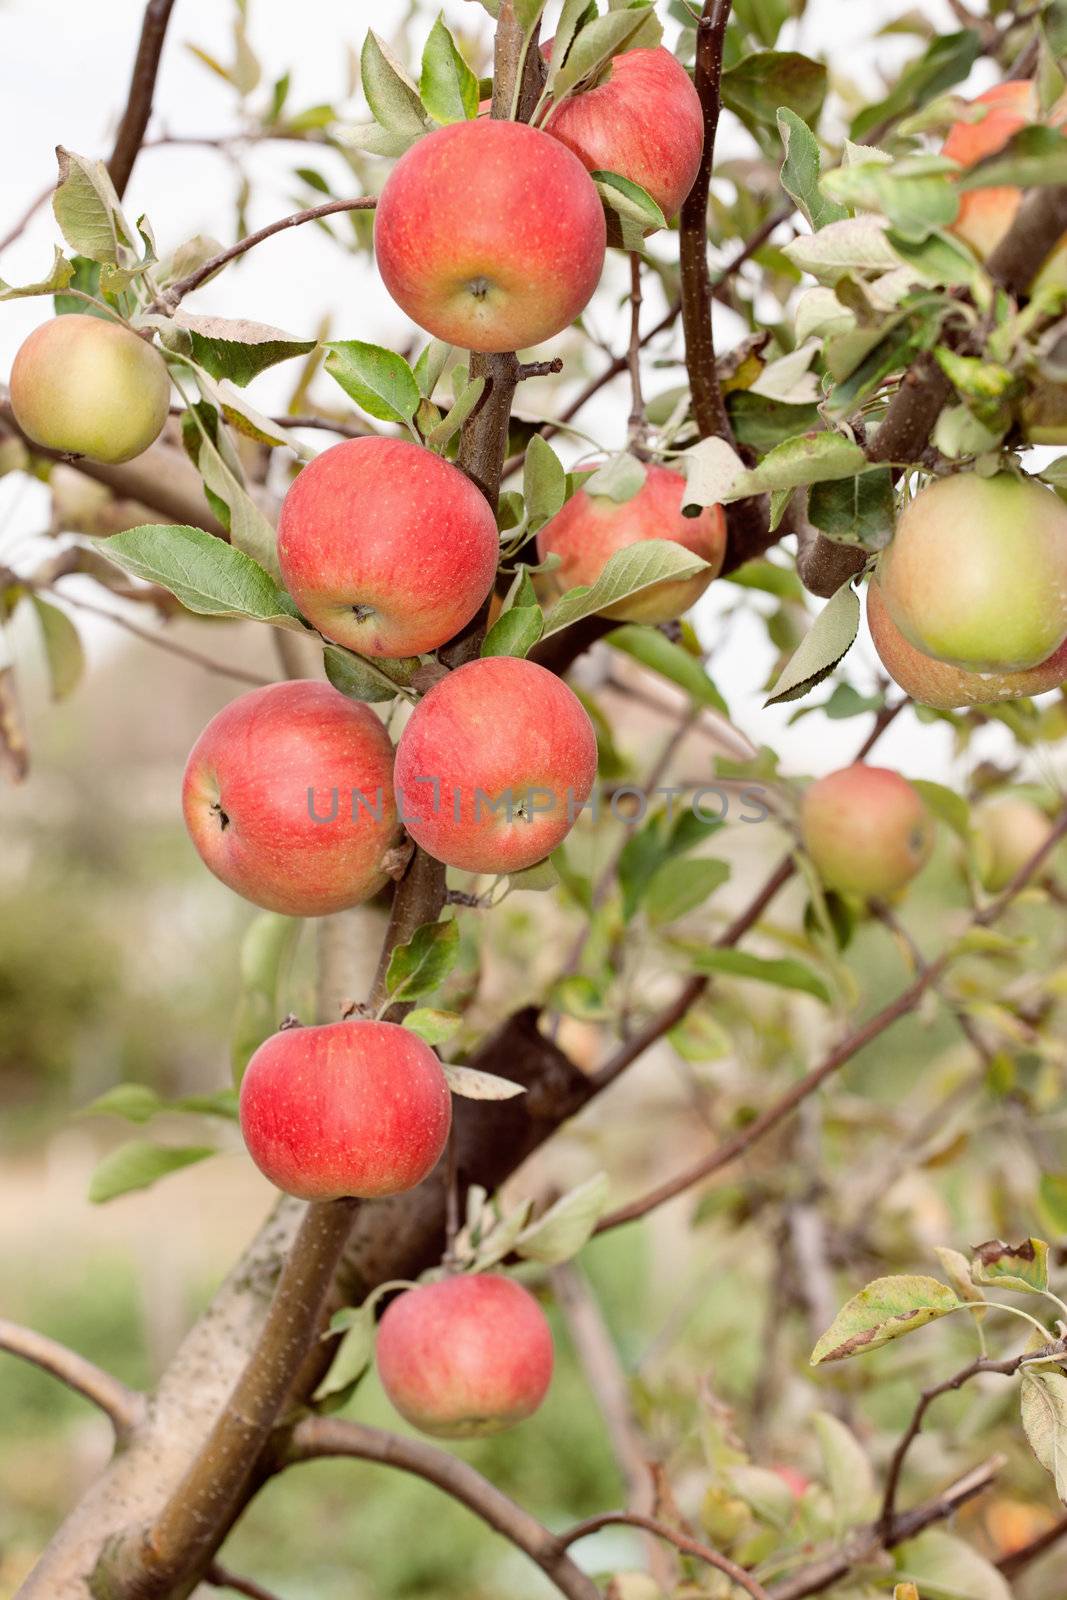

{"left": 0, "top": 0, "right": 1045, "bottom": 788}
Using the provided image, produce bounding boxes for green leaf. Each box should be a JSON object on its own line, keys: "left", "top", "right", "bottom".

{"left": 386, "top": 918, "right": 460, "bottom": 1004}
{"left": 850, "top": 30, "right": 982, "bottom": 143}
{"left": 895, "top": 1529, "right": 1012, "bottom": 1600}
{"left": 723, "top": 51, "right": 827, "bottom": 133}
{"left": 30, "top": 596, "right": 84, "bottom": 701}
{"left": 592, "top": 171, "right": 666, "bottom": 233}
{"left": 607, "top": 625, "right": 728, "bottom": 714}
{"left": 785, "top": 215, "right": 903, "bottom": 284}
{"left": 89, "top": 1141, "right": 215, "bottom": 1204}
{"left": 524, "top": 434, "right": 567, "bottom": 532}
{"left": 645, "top": 857, "right": 731, "bottom": 925}
{"left": 361, "top": 30, "right": 428, "bottom": 135}
{"left": 403, "top": 1008, "right": 462, "bottom": 1046}
{"left": 83, "top": 1084, "right": 238, "bottom": 1122}
{"left": 959, "top": 123, "right": 1067, "bottom": 191}
{"left": 174, "top": 314, "right": 315, "bottom": 387}
{"left": 324, "top": 341, "right": 419, "bottom": 425}
{"left": 542, "top": 541, "right": 711, "bottom": 639}
{"left": 585, "top": 453, "right": 647, "bottom": 503}
{"left": 822, "top": 156, "right": 960, "bottom": 242}
{"left": 314, "top": 1299, "right": 376, "bottom": 1401}
{"left": 813, "top": 1411, "right": 877, "bottom": 1531}
{"left": 231, "top": 913, "right": 302, "bottom": 1082}
{"left": 681, "top": 436, "right": 747, "bottom": 512}
{"left": 971, "top": 1237, "right": 1050, "bottom": 1294}
{"left": 99, "top": 524, "right": 300, "bottom": 627}
{"left": 52, "top": 147, "right": 129, "bottom": 264}
{"left": 684, "top": 946, "right": 831, "bottom": 1003}
{"left": 726, "top": 432, "right": 867, "bottom": 500}
{"left": 420, "top": 15, "right": 480, "bottom": 124}
{"left": 727, "top": 391, "right": 822, "bottom": 453}
{"left": 323, "top": 645, "right": 417, "bottom": 704}
{"left": 1021, "top": 1370, "right": 1067, "bottom": 1503}
{"left": 619, "top": 805, "right": 721, "bottom": 922}
{"left": 508, "top": 857, "right": 561, "bottom": 894}
{"left": 426, "top": 374, "right": 485, "bottom": 449}
{"left": 912, "top": 779, "right": 970, "bottom": 840}
{"left": 933, "top": 1245, "right": 987, "bottom": 1315}
{"left": 778, "top": 109, "right": 847, "bottom": 231}
{"left": 0, "top": 247, "right": 74, "bottom": 303}
{"left": 183, "top": 406, "right": 283, "bottom": 576}
{"left": 765, "top": 579, "right": 860, "bottom": 706}
{"left": 811, "top": 1274, "right": 961, "bottom": 1364}
{"left": 808, "top": 469, "right": 895, "bottom": 551}
{"left": 442, "top": 1063, "right": 525, "bottom": 1100}
{"left": 547, "top": 6, "right": 662, "bottom": 99}
{"left": 1039, "top": 1173, "right": 1067, "bottom": 1234}
{"left": 414, "top": 339, "right": 453, "bottom": 398}
{"left": 515, "top": 1172, "right": 610, "bottom": 1264}
{"left": 481, "top": 605, "right": 545, "bottom": 659}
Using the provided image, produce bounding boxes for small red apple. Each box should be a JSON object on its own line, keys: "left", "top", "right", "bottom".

{"left": 376, "top": 1273, "right": 554, "bottom": 1437}
{"left": 801, "top": 764, "right": 934, "bottom": 899}
{"left": 239, "top": 1019, "right": 452, "bottom": 1200}
{"left": 182, "top": 680, "right": 398, "bottom": 916}
{"left": 278, "top": 437, "right": 499, "bottom": 658}
{"left": 374, "top": 119, "right": 606, "bottom": 353}
{"left": 10, "top": 315, "right": 171, "bottom": 464}
{"left": 393, "top": 656, "right": 598, "bottom": 874}
{"left": 536, "top": 461, "right": 725, "bottom": 623}
{"left": 543, "top": 45, "right": 704, "bottom": 222}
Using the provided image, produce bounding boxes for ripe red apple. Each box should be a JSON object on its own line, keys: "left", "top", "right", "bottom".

{"left": 374, "top": 119, "right": 606, "bottom": 353}
{"left": 972, "top": 796, "right": 1055, "bottom": 892}
{"left": 182, "top": 680, "right": 399, "bottom": 916}
{"left": 535, "top": 461, "right": 725, "bottom": 623}
{"left": 801, "top": 764, "right": 934, "bottom": 899}
{"left": 542, "top": 45, "right": 704, "bottom": 222}
{"left": 239, "top": 1019, "right": 451, "bottom": 1200}
{"left": 376, "top": 1273, "right": 553, "bottom": 1437}
{"left": 277, "top": 437, "right": 499, "bottom": 658}
{"left": 867, "top": 580, "right": 1067, "bottom": 709}
{"left": 393, "top": 656, "right": 598, "bottom": 874}
{"left": 10, "top": 315, "right": 170, "bottom": 464}
{"left": 944, "top": 82, "right": 1067, "bottom": 288}
{"left": 876, "top": 473, "right": 1067, "bottom": 673}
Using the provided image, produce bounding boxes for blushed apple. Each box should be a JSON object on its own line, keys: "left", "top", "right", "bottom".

{"left": 182, "top": 680, "right": 398, "bottom": 916}
{"left": 10, "top": 315, "right": 170, "bottom": 464}
{"left": 376, "top": 1273, "right": 554, "bottom": 1437}
{"left": 543, "top": 45, "right": 704, "bottom": 223}
{"left": 867, "top": 580, "right": 1067, "bottom": 708}
{"left": 801, "top": 764, "right": 934, "bottom": 899}
{"left": 393, "top": 656, "right": 598, "bottom": 874}
{"left": 536, "top": 461, "right": 725, "bottom": 623}
{"left": 876, "top": 473, "right": 1067, "bottom": 673}
{"left": 278, "top": 437, "right": 499, "bottom": 658}
{"left": 972, "top": 796, "right": 1055, "bottom": 892}
{"left": 239, "top": 1019, "right": 451, "bottom": 1200}
{"left": 374, "top": 119, "right": 606, "bottom": 353}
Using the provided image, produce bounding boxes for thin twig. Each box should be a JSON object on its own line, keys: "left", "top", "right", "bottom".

{"left": 561, "top": 1510, "right": 770, "bottom": 1599}
{"left": 0, "top": 1317, "right": 144, "bottom": 1439}
{"left": 51, "top": 587, "right": 273, "bottom": 688}
{"left": 207, "top": 1564, "right": 288, "bottom": 1600}
{"left": 146, "top": 197, "right": 378, "bottom": 313}
{"left": 626, "top": 252, "right": 647, "bottom": 451}
{"left": 0, "top": 183, "right": 53, "bottom": 255}
{"left": 997, "top": 1510, "right": 1067, "bottom": 1577}
{"left": 107, "top": 0, "right": 179, "bottom": 198}
{"left": 284, "top": 1416, "right": 600, "bottom": 1600}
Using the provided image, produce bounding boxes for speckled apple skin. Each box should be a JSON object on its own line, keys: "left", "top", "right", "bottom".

{"left": 536, "top": 461, "right": 726, "bottom": 624}
{"left": 801, "top": 765, "right": 934, "bottom": 899}
{"left": 393, "top": 656, "right": 598, "bottom": 874}
{"left": 374, "top": 120, "right": 606, "bottom": 353}
{"left": 182, "top": 681, "right": 398, "bottom": 916}
{"left": 377, "top": 1274, "right": 554, "bottom": 1438}
{"left": 277, "top": 437, "right": 499, "bottom": 658}
{"left": 239, "top": 1021, "right": 451, "bottom": 1201}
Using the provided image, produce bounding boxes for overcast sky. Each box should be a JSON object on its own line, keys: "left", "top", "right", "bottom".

{"left": 0, "top": 0, "right": 1042, "bottom": 787}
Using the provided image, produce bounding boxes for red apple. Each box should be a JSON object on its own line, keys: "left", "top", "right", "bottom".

{"left": 944, "top": 81, "right": 1067, "bottom": 287}
{"left": 393, "top": 656, "right": 598, "bottom": 874}
{"left": 374, "top": 119, "right": 606, "bottom": 353}
{"left": 543, "top": 45, "right": 704, "bottom": 222}
{"left": 277, "top": 437, "right": 499, "bottom": 658}
{"left": 876, "top": 473, "right": 1067, "bottom": 674}
{"left": 182, "top": 680, "right": 399, "bottom": 916}
{"left": 239, "top": 1019, "right": 451, "bottom": 1200}
{"left": 376, "top": 1273, "right": 553, "bottom": 1437}
{"left": 536, "top": 461, "right": 725, "bottom": 623}
{"left": 10, "top": 315, "right": 170, "bottom": 464}
{"left": 867, "top": 580, "right": 1067, "bottom": 709}
{"left": 801, "top": 764, "right": 934, "bottom": 899}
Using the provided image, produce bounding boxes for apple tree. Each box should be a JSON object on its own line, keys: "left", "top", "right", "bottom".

{"left": 3, "top": 0, "right": 1067, "bottom": 1597}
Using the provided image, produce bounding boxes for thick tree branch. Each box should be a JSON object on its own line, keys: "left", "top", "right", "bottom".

{"left": 561, "top": 1510, "right": 769, "bottom": 1600}
{"left": 0, "top": 1317, "right": 144, "bottom": 1440}
{"left": 285, "top": 1416, "right": 600, "bottom": 1600}
{"left": 595, "top": 802, "right": 1067, "bottom": 1232}
{"left": 107, "top": 0, "right": 178, "bottom": 199}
